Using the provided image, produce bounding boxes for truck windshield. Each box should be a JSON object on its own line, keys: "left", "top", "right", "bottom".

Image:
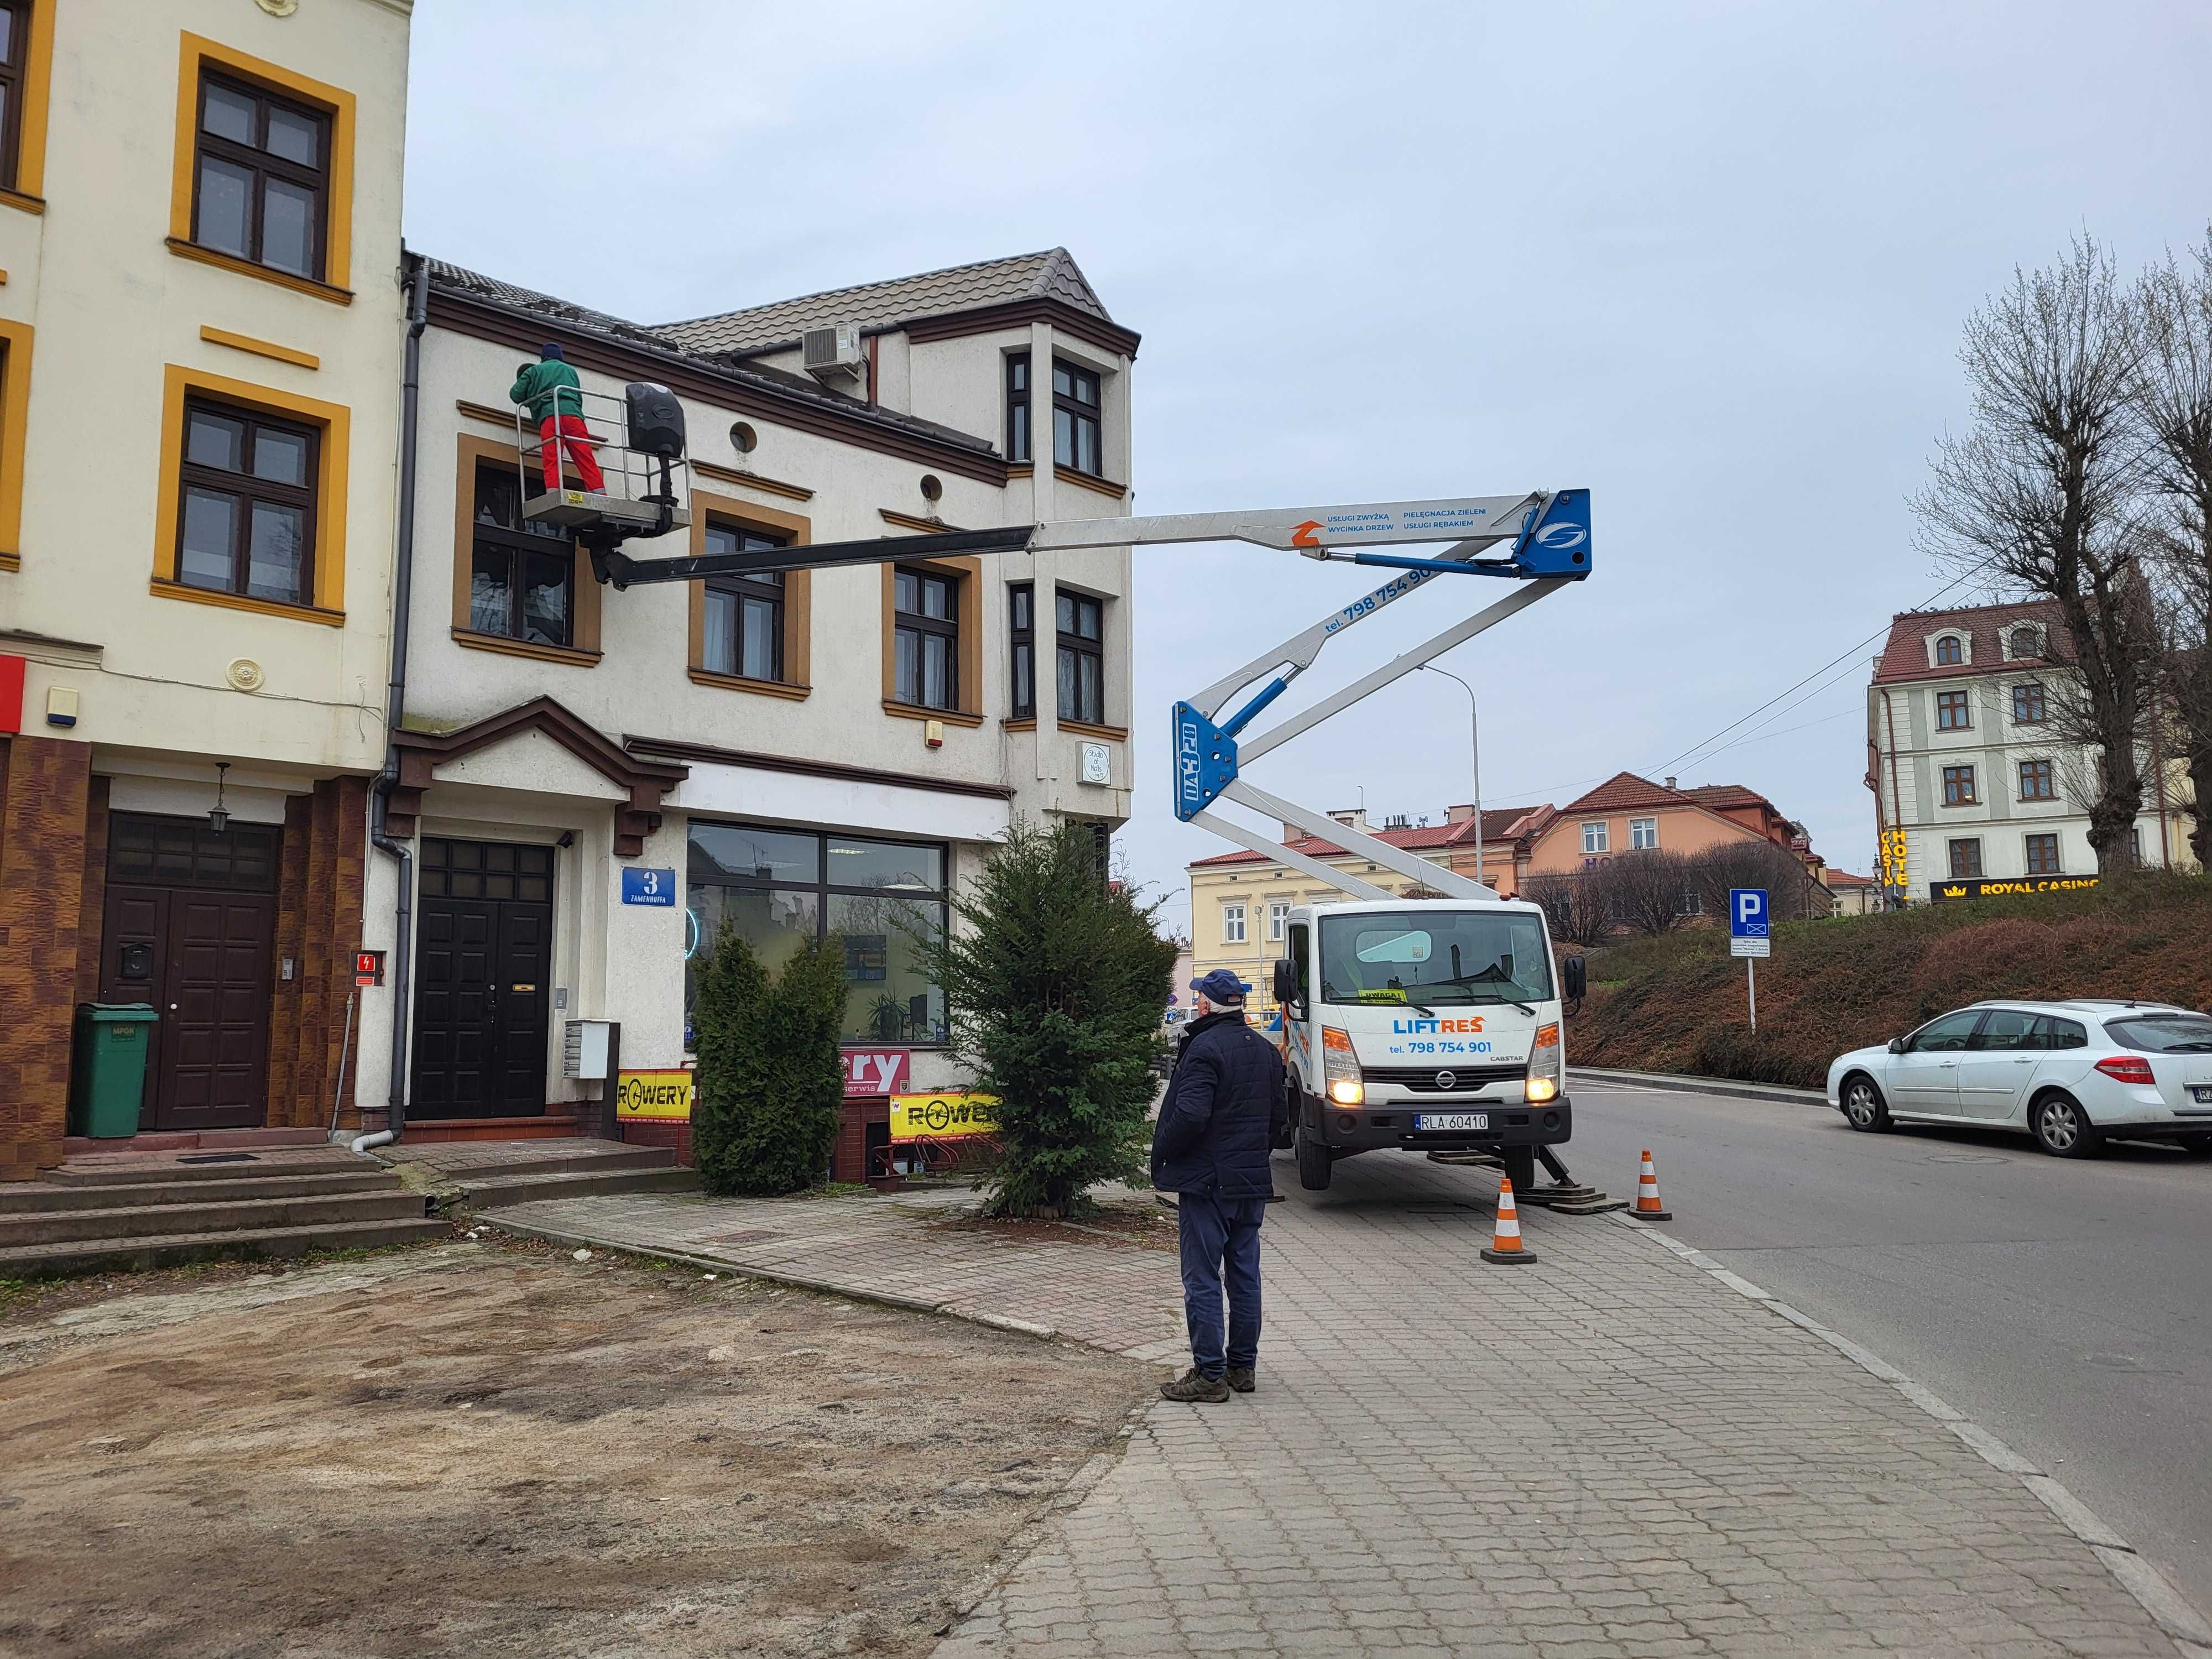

{"left": 1317, "top": 910, "right": 1553, "bottom": 1007}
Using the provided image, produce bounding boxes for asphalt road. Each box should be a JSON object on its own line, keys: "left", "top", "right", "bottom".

{"left": 1564, "top": 1077, "right": 2212, "bottom": 1623}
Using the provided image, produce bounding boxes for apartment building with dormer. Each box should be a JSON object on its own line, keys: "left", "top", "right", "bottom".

{"left": 1867, "top": 600, "right": 2197, "bottom": 906}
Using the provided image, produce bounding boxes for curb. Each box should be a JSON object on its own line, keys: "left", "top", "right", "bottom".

{"left": 1573, "top": 1067, "right": 1829, "bottom": 1108}
{"left": 480, "top": 1213, "right": 1060, "bottom": 1339}
{"left": 1614, "top": 1212, "right": 2212, "bottom": 1653}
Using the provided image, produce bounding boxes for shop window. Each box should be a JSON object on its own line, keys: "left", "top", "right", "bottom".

{"left": 192, "top": 71, "right": 328, "bottom": 280}
{"left": 2018, "top": 759, "right": 2056, "bottom": 802}
{"left": 702, "top": 523, "right": 787, "bottom": 681}
{"left": 1936, "top": 690, "right": 1970, "bottom": 731}
{"left": 2025, "top": 833, "right": 2062, "bottom": 875}
{"left": 176, "top": 397, "right": 317, "bottom": 605}
{"left": 893, "top": 565, "right": 959, "bottom": 711}
{"left": 1949, "top": 838, "right": 1983, "bottom": 879}
{"left": 684, "top": 822, "right": 948, "bottom": 1046}
{"left": 468, "top": 462, "right": 572, "bottom": 646}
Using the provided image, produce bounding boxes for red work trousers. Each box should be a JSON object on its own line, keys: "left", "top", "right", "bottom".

{"left": 539, "top": 413, "right": 605, "bottom": 492}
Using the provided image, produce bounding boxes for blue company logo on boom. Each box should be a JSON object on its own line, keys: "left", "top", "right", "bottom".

{"left": 1176, "top": 713, "right": 1206, "bottom": 810}
{"left": 1535, "top": 520, "right": 1587, "bottom": 550}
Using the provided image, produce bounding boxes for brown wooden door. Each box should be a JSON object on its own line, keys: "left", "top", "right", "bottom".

{"left": 101, "top": 814, "right": 281, "bottom": 1132}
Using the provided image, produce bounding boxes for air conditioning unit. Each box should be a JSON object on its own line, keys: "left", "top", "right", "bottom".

{"left": 802, "top": 323, "right": 865, "bottom": 386}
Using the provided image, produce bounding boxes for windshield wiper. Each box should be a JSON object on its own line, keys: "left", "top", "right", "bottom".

{"left": 1425, "top": 969, "right": 1536, "bottom": 1016}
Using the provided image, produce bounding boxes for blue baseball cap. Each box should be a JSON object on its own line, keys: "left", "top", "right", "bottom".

{"left": 541, "top": 342, "right": 566, "bottom": 361}
{"left": 1191, "top": 968, "right": 1248, "bottom": 1004}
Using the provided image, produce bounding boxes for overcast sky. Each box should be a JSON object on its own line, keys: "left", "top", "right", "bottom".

{"left": 405, "top": 2, "right": 2212, "bottom": 934}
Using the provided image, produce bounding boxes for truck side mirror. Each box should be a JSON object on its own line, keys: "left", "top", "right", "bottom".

{"left": 1563, "top": 956, "right": 1587, "bottom": 999}
{"left": 1272, "top": 957, "right": 1297, "bottom": 1007}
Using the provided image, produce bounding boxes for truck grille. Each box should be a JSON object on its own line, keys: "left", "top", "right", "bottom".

{"left": 1361, "top": 1064, "right": 1524, "bottom": 1093}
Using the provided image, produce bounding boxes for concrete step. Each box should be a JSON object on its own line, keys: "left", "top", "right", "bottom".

{"left": 458, "top": 1165, "right": 699, "bottom": 1209}
{"left": 0, "top": 1215, "right": 452, "bottom": 1280}
{"left": 43, "top": 1150, "right": 369, "bottom": 1187}
{"left": 0, "top": 1190, "right": 429, "bottom": 1249}
{"left": 411, "top": 1143, "right": 679, "bottom": 1182}
{"left": 0, "top": 1170, "right": 398, "bottom": 1215}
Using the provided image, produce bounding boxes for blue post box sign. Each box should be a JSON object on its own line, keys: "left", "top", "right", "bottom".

{"left": 621, "top": 867, "right": 677, "bottom": 907}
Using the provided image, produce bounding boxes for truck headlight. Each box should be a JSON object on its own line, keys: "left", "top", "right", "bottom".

{"left": 1323, "top": 1026, "right": 1361, "bottom": 1106}
{"left": 1526, "top": 1021, "right": 1561, "bottom": 1103}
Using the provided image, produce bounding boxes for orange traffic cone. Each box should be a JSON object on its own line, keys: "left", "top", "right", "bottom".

{"left": 1481, "top": 1176, "right": 1539, "bottom": 1265}
{"left": 1634, "top": 1150, "right": 1672, "bottom": 1220}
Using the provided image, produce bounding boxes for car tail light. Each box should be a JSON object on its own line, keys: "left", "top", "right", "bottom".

{"left": 1526, "top": 1021, "right": 1562, "bottom": 1103}
{"left": 2095, "top": 1055, "right": 2156, "bottom": 1087}
{"left": 1322, "top": 1026, "right": 1363, "bottom": 1105}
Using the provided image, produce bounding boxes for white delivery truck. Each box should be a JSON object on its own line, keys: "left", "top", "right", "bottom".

{"left": 1271, "top": 898, "right": 1587, "bottom": 1192}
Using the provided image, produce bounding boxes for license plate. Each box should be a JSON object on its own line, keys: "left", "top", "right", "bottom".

{"left": 2193, "top": 1086, "right": 2212, "bottom": 1104}
{"left": 1414, "top": 1113, "right": 1489, "bottom": 1131}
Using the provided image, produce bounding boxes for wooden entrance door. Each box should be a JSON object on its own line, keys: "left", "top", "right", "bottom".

{"left": 100, "top": 814, "right": 281, "bottom": 1131}
{"left": 410, "top": 838, "right": 555, "bottom": 1119}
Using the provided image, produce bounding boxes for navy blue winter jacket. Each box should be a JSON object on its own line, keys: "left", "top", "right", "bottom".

{"left": 1151, "top": 1010, "right": 1287, "bottom": 1198}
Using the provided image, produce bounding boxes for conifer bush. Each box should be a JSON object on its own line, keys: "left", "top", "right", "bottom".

{"left": 917, "top": 818, "right": 1176, "bottom": 1218}
{"left": 691, "top": 927, "right": 848, "bottom": 1196}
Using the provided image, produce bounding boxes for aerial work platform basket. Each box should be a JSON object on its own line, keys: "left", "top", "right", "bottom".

{"left": 514, "top": 380, "right": 692, "bottom": 542}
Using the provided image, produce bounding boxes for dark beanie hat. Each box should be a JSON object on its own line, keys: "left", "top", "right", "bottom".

{"left": 541, "top": 342, "right": 566, "bottom": 361}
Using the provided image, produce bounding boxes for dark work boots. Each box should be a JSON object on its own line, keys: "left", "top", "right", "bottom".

{"left": 1160, "top": 1368, "right": 1230, "bottom": 1404}
{"left": 1224, "top": 1366, "right": 1256, "bottom": 1394}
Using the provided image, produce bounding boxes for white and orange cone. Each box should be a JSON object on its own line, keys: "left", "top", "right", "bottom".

{"left": 1481, "top": 1176, "right": 1539, "bottom": 1265}
{"left": 1634, "top": 1150, "right": 1672, "bottom": 1221}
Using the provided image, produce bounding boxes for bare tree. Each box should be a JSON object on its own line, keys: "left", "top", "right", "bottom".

{"left": 1606, "top": 849, "right": 1699, "bottom": 937}
{"left": 1686, "top": 841, "right": 1829, "bottom": 921}
{"left": 1914, "top": 236, "right": 2157, "bottom": 874}
{"left": 2134, "top": 230, "right": 2212, "bottom": 867}
{"left": 1521, "top": 871, "right": 1610, "bottom": 948}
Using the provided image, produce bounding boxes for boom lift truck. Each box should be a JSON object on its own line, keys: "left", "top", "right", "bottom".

{"left": 528, "top": 384, "right": 1603, "bottom": 1200}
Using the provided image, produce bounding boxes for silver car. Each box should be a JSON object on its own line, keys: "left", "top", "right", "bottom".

{"left": 1826, "top": 999, "right": 2212, "bottom": 1159}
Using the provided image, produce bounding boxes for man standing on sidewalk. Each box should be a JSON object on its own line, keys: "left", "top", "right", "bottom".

{"left": 510, "top": 342, "right": 606, "bottom": 492}
{"left": 1152, "top": 968, "right": 1286, "bottom": 1404}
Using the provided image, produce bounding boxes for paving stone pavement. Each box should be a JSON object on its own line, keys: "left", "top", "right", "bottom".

{"left": 481, "top": 1181, "right": 1189, "bottom": 1360}
{"left": 933, "top": 1152, "right": 2185, "bottom": 1659}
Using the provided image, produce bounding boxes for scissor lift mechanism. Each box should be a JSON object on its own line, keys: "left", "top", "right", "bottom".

{"left": 591, "top": 487, "right": 1591, "bottom": 901}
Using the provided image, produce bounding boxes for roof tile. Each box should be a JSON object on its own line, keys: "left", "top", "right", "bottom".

{"left": 1872, "top": 598, "right": 2069, "bottom": 685}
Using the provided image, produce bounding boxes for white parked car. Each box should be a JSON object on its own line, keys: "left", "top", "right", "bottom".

{"left": 1827, "top": 1000, "right": 2212, "bottom": 1158}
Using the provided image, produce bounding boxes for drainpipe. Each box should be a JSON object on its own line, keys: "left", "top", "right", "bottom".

{"left": 369, "top": 249, "right": 430, "bottom": 1139}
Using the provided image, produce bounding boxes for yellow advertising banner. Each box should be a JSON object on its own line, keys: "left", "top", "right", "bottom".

{"left": 889, "top": 1090, "right": 1000, "bottom": 1140}
{"left": 615, "top": 1069, "right": 695, "bottom": 1120}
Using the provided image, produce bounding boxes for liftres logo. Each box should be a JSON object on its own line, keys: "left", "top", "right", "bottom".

{"left": 1391, "top": 1016, "right": 1486, "bottom": 1035}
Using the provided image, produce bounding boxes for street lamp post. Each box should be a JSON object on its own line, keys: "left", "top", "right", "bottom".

{"left": 1420, "top": 664, "right": 1481, "bottom": 891}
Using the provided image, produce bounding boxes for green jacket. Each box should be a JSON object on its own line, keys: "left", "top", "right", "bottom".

{"left": 510, "top": 359, "right": 583, "bottom": 421}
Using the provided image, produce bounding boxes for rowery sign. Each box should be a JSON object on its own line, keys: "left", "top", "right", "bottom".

{"left": 1929, "top": 875, "right": 2099, "bottom": 902}
{"left": 889, "top": 1091, "right": 1000, "bottom": 1140}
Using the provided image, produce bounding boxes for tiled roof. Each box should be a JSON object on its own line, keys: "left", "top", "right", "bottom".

{"left": 1559, "top": 770, "right": 1785, "bottom": 821}
{"left": 1872, "top": 598, "right": 2069, "bottom": 685}
{"left": 1825, "top": 869, "right": 1876, "bottom": 888}
{"left": 655, "top": 248, "right": 1115, "bottom": 356}
{"left": 1187, "top": 807, "right": 1550, "bottom": 870}
{"left": 424, "top": 257, "right": 998, "bottom": 456}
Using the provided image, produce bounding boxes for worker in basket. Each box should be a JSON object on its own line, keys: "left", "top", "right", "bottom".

{"left": 511, "top": 342, "right": 604, "bottom": 493}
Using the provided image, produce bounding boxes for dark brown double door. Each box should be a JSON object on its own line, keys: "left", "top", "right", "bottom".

{"left": 409, "top": 838, "right": 555, "bottom": 1119}
{"left": 99, "top": 813, "right": 281, "bottom": 1131}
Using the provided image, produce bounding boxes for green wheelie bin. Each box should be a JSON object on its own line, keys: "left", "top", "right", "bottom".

{"left": 69, "top": 1003, "right": 158, "bottom": 1139}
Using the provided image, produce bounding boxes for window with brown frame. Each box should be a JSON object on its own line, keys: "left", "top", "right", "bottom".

{"left": 2012, "top": 681, "right": 2047, "bottom": 724}
{"left": 1949, "top": 838, "right": 1983, "bottom": 879}
{"left": 1934, "top": 634, "right": 1963, "bottom": 666}
{"left": 2018, "top": 758, "right": 2056, "bottom": 801}
{"left": 192, "top": 70, "right": 328, "bottom": 280}
{"left": 1055, "top": 588, "right": 1104, "bottom": 724}
{"left": 468, "top": 462, "right": 572, "bottom": 646}
{"left": 2025, "top": 832, "right": 2062, "bottom": 875}
{"left": 702, "top": 523, "right": 788, "bottom": 682}
{"left": 893, "top": 565, "right": 959, "bottom": 711}
{"left": 176, "top": 398, "right": 317, "bottom": 605}
{"left": 1009, "top": 582, "right": 1036, "bottom": 718}
{"left": 1941, "top": 764, "right": 1977, "bottom": 806}
{"left": 1936, "top": 689, "right": 1970, "bottom": 731}
{"left": 1005, "top": 354, "right": 1031, "bottom": 464}
{"left": 1004, "top": 352, "right": 1104, "bottom": 476}
{"left": 0, "top": 2, "right": 28, "bottom": 192}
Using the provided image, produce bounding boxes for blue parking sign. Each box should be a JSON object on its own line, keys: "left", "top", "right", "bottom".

{"left": 1729, "top": 888, "right": 1769, "bottom": 937}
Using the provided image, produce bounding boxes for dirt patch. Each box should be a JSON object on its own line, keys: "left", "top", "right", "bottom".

{"left": 935, "top": 1203, "right": 1181, "bottom": 1253}
{"left": 0, "top": 1234, "right": 1148, "bottom": 1658}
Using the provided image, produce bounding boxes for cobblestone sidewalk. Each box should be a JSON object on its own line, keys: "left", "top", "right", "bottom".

{"left": 483, "top": 1157, "right": 2195, "bottom": 1657}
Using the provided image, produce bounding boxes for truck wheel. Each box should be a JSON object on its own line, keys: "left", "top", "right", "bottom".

{"left": 1272, "top": 1078, "right": 1300, "bottom": 1150}
{"left": 1501, "top": 1145, "right": 1536, "bottom": 1194}
{"left": 1295, "top": 1124, "right": 1333, "bottom": 1191}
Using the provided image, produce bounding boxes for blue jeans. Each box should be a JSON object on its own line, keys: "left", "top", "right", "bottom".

{"left": 1177, "top": 1190, "right": 1265, "bottom": 1378}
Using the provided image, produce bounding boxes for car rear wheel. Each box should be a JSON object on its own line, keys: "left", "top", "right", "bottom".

{"left": 1294, "top": 1123, "right": 1333, "bottom": 1191}
{"left": 2030, "top": 1092, "right": 2102, "bottom": 1159}
{"left": 1841, "top": 1074, "right": 1891, "bottom": 1133}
